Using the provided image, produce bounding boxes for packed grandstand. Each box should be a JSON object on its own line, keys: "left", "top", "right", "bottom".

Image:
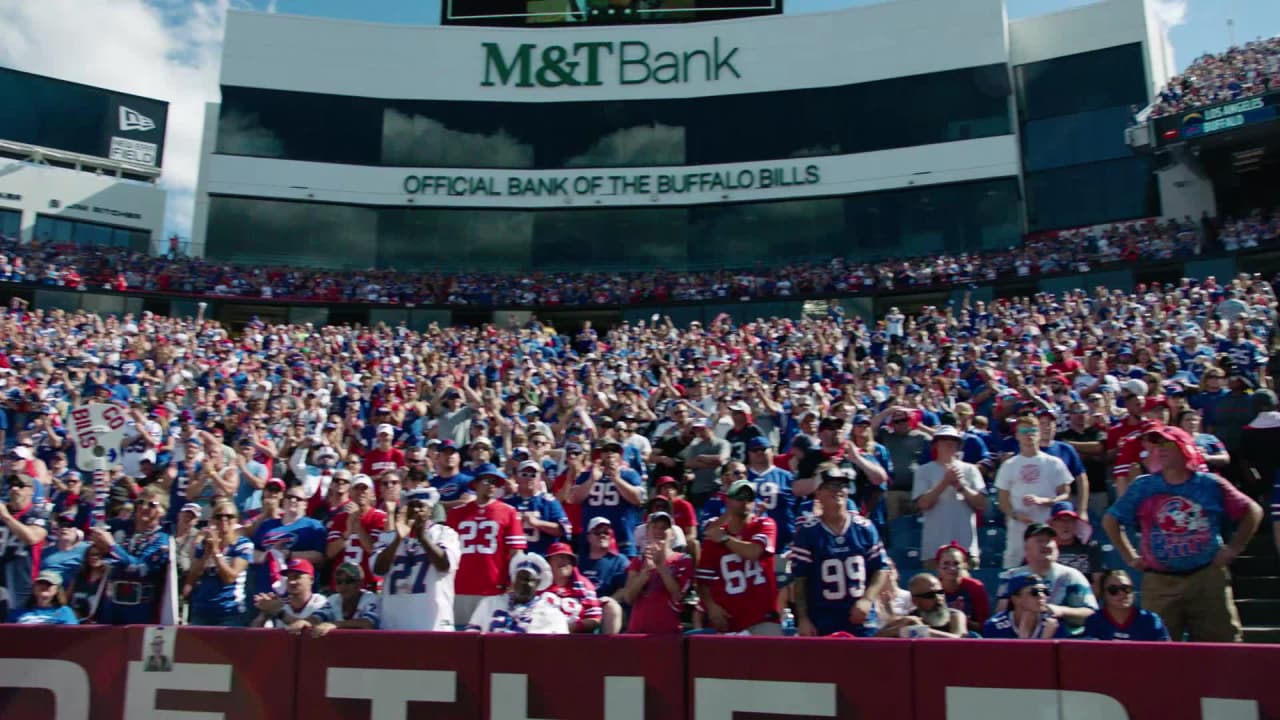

{"left": 2, "top": 7, "right": 1280, "bottom": 719}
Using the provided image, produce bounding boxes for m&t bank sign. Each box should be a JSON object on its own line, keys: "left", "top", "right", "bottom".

{"left": 481, "top": 38, "right": 741, "bottom": 88}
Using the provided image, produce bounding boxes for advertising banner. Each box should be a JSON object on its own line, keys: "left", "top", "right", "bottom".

{"left": 1153, "top": 91, "right": 1280, "bottom": 147}
{"left": 443, "top": 0, "right": 781, "bottom": 28}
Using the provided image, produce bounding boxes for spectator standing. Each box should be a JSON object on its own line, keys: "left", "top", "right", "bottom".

{"left": 1049, "top": 501, "right": 1105, "bottom": 597}
{"left": 0, "top": 472, "right": 49, "bottom": 615}
{"left": 186, "top": 499, "right": 253, "bottom": 627}
{"left": 696, "top": 479, "right": 780, "bottom": 635}
{"left": 247, "top": 486, "right": 326, "bottom": 600}
{"left": 1037, "top": 412, "right": 1091, "bottom": 519}
{"left": 325, "top": 474, "right": 387, "bottom": 591}
{"left": 503, "top": 460, "right": 570, "bottom": 557}
{"left": 621, "top": 511, "right": 694, "bottom": 634}
{"left": 373, "top": 486, "right": 460, "bottom": 632}
{"left": 1083, "top": 569, "right": 1171, "bottom": 641}
{"left": 791, "top": 468, "right": 888, "bottom": 637}
{"left": 1238, "top": 390, "right": 1280, "bottom": 556}
{"left": 40, "top": 517, "right": 88, "bottom": 585}
{"left": 912, "top": 427, "right": 986, "bottom": 568}
{"left": 90, "top": 486, "right": 170, "bottom": 625}
{"left": 1058, "top": 402, "right": 1110, "bottom": 517}
{"left": 679, "top": 419, "right": 731, "bottom": 507}
{"left": 874, "top": 407, "right": 930, "bottom": 520}
{"left": 572, "top": 440, "right": 646, "bottom": 557}
{"left": 66, "top": 544, "right": 108, "bottom": 623}
{"left": 724, "top": 402, "right": 764, "bottom": 463}
{"left": 430, "top": 440, "right": 475, "bottom": 510}
{"left": 1104, "top": 425, "right": 1263, "bottom": 642}
{"left": 447, "top": 464, "right": 527, "bottom": 626}
{"left": 995, "top": 416, "right": 1073, "bottom": 567}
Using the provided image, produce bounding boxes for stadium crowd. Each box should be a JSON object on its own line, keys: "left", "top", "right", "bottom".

{"left": 5, "top": 208, "right": 1277, "bottom": 306}
{"left": 0, "top": 257, "right": 1276, "bottom": 642}
{"left": 1151, "top": 34, "right": 1280, "bottom": 118}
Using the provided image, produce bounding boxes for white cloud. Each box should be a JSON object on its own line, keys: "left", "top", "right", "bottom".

{"left": 1151, "top": 0, "right": 1189, "bottom": 29}
{"left": 0, "top": 0, "right": 235, "bottom": 242}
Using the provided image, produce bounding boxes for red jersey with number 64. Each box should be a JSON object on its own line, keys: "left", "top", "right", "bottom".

{"left": 695, "top": 515, "right": 778, "bottom": 632}
{"left": 447, "top": 500, "right": 527, "bottom": 596}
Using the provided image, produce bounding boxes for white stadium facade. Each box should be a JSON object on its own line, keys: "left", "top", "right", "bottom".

{"left": 192, "top": 0, "right": 1199, "bottom": 273}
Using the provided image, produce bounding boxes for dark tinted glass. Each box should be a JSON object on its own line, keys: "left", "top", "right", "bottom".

{"left": 1021, "top": 105, "right": 1137, "bottom": 172}
{"left": 217, "top": 87, "right": 382, "bottom": 165}
{"left": 1025, "top": 156, "right": 1158, "bottom": 231}
{"left": 207, "top": 176, "right": 1020, "bottom": 272}
{"left": 205, "top": 196, "right": 377, "bottom": 268}
{"left": 33, "top": 215, "right": 150, "bottom": 251}
{"left": 1016, "top": 44, "right": 1147, "bottom": 121}
{"left": 219, "top": 64, "right": 1011, "bottom": 169}
{"left": 0, "top": 209, "right": 19, "bottom": 239}
{"left": 0, "top": 70, "right": 109, "bottom": 157}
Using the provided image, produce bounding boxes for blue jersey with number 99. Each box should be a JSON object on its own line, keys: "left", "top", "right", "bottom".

{"left": 575, "top": 468, "right": 644, "bottom": 557}
{"left": 789, "top": 513, "right": 886, "bottom": 616}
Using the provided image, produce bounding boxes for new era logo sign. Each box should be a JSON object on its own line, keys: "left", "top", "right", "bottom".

{"left": 119, "top": 106, "right": 155, "bottom": 132}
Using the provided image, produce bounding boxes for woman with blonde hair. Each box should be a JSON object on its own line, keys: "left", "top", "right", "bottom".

{"left": 185, "top": 499, "right": 254, "bottom": 626}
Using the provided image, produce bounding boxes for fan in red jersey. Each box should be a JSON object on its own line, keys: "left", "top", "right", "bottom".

{"left": 446, "top": 464, "right": 528, "bottom": 625}
{"left": 541, "top": 543, "right": 604, "bottom": 633}
{"left": 324, "top": 474, "right": 387, "bottom": 591}
{"left": 696, "top": 479, "right": 780, "bottom": 635}
{"left": 361, "top": 424, "right": 405, "bottom": 478}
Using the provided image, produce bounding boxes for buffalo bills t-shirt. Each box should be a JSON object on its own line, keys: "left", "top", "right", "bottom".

{"left": 1107, "top": 471, "right": 1254, "bottom": 572}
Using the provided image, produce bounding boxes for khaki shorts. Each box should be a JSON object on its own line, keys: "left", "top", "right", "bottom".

{"left": 1141, "top": 565, "right": 1242, "bottom": 643}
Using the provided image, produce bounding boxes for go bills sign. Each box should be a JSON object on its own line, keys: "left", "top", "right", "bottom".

{"left": 481, "top": 38, "right": 740, "bottom": 87}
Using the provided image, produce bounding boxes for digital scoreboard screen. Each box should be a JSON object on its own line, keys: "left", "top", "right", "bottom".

{"left": 1153, "top": 91, "right": 1280, "bottom": 147}
{"left": 443, "top": 0, "right": 782, "bottom": 27}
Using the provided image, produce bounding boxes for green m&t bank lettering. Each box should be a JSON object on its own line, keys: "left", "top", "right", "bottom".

{"left": 481, "top": 38, "right": 740, "bottom": 88}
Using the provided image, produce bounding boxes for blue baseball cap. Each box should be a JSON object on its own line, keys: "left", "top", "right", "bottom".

{"left": 746, "top": 436, "right": 773, "bottom": 450}
{"left": 1050, "top": 501, "right": 1080, "bottom": 521}
{"left": 471, "top": 463, "right": 506, "bottom": 482}
{"left": 1005, "top": 572, "right": 1048, "bottom": 598}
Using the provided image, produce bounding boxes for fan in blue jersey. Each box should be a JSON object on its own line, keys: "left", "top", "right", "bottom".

{"left": 982, "top": 573, "right": 1070, "bottom": 639}
{"left": 1084, "top": 570, "right": 1171, "bottom": 641}
{"left": 572, "top": 440, "right": 645, "bottom": 557}
{"left": 247, "top": 485, "right": 327, "bottom": 597}
{"left": 503, "top": 460, "right": 571, "bottom": 556}
{"left": 89, "top": 487, "right": 172, "bottom": 625}
{"left": 0, "top": 473, "right": 51, "bottom": 615}
{"left": 791, "top": 466, "right": 888, "bottom": 637}
{"left": 429, "top": 440, "right": 475, "bottom": 509}
{"left": 744, "top": 437, "right": 798, "bottom": 553}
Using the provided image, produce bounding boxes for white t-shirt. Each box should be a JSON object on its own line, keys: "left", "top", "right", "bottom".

{"left": 466, "top": 593, "right": 569, "bottom": 635}
{"left": 374, "top": 524, "right": 462, "bottom": 632}
{"left": 263, "top": 592, "right": 329, "bottom": 628}
{"left": 994, "top": 453, "right": 1072, "bottom": 528}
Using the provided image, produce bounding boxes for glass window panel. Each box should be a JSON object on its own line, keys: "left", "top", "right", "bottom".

{"left": 378, "top": 208, "right": 533, "bottom": 271}
{"left": 1025, "top": 157, "right": 1157, "bottom": 231}
{"left": 206, "top": 196, "right": 377, "bottom": 269}
{"left": 532, "top": 207, "right": 689, "bottom": 269}
{"left": 0, "top": 68, "right": 109, "bottom": 157}
{"left": 1017, "top": 44, "right": 1148, "bottom": 122}
{"left": 221, "top": 63, "right": 1012, "bottom": 169}
{"left": 1021, "top": 105, "right": 1138, "bottom": 172}
{"left": 0, "top": 209, "right": 22, "bottom": 238}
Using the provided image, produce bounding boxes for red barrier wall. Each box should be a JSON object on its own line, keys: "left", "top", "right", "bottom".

{"left": 1, "top": 627, "right": 1279, "bottom": 720}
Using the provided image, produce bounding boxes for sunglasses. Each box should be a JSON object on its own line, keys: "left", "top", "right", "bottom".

{"left": 1017, "top": 427, "right": 1039, "bottom": 436}
{"left": 892, "top": 418, "right": 909, "bottom": 424}
{"left": 284, "top": 495, "right": 306, "bottom": 502}
{"left": 1105, "top": 585, "right": 1134, "bottom": 596}
{"left": 1023, "top": 587, "right": 1049, "bottom": 598}
{"left": 214, "top": 513, "right": 237, "bottom": 520}
{"left": 912, "top": 590, "right": 943, "bottom": 600}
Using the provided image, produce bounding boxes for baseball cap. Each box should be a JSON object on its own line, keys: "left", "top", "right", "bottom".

{"left": 472, "top": 463, "right": 506, "bottom": 482}
{"left": 596, "top": 439, "right": 624, "bottom": 453}
{"left": 725, "top": 479, "right": 757, "bottom": 501}
{"left": 818, "top": 416, "right": 845, "bottom": 430}
{"left": 179, "top": 503, "right": 203, "bottom": 518}
{"left": 376, "top": 423, "right": 395, "bottom": 436}
{"left": 284, "top": 558, "right": 315, "bottom": 577}
{"left": 587, "top": 517, "right": 613, "bottom": 533}
{"left": 545, "top": 542, "right": 576, "bottom": 562}
{"left": 1023, "top": 522, "right": 1055, "bottom": 540}
{"left": 817, "top": 466, "right": 853, "bottom": 489}
{"left": 517, "top": 459, "right": 541, "bottom": 474}
{"left": 437, "top": 439, "right": 460, "bottom": 453}
{"left": 647, "top": 511, "right": 674, "bottom": 526}
{"left": 1121, "top": 379, "right": 1148, "bottom": 397}
{"left": 1050, "top": 501, "right": 1080, "bottom": 521}
{"left": 1005, "top": 572, "right": 1047, "bottom": 598}
{"left": 746, "top": 436, "right": 773, "bottom": 451}
{"left": 729, "top": 401, "right": 751, "bottom": 413}
{"left": 655, "top": 475, "right": 679, "bottom": 488}
{"left": 264, "top": 478, "right": 286, "bottom": 492}
{"left": 852, "top": 414, "right": 873, "bottom": 426}
{"left": 403, "top": 486, "right": 440, "bottom": 505}
{"left": 351, "top": 474, "right": 374, "bottom": 490}
{"left": 35, "top": 570, "right": 63, "bottom": 586}
{"left": 931, "top": 425, "right": 964, "bottom": 442}
{"left": 691, "top": 417, "right": 712, "bottom": 429}
{"left": 471, "top": 436, "right": 494, "bottom": 448}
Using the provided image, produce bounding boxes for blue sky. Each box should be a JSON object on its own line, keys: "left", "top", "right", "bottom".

{"left": 1, "top": 0, "right": 1276, "bottom": 243}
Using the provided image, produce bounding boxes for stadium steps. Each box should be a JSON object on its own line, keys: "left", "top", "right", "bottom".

{"left": 1232, "top": 522, "right": 1278, "bottom": 644}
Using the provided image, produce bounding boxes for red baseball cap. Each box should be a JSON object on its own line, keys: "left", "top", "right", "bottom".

{"left": 545, "top": 543, "right": 576, "bottom": 562}
{"left": 284, "top": 558, "right": 315, "bottom": 577}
